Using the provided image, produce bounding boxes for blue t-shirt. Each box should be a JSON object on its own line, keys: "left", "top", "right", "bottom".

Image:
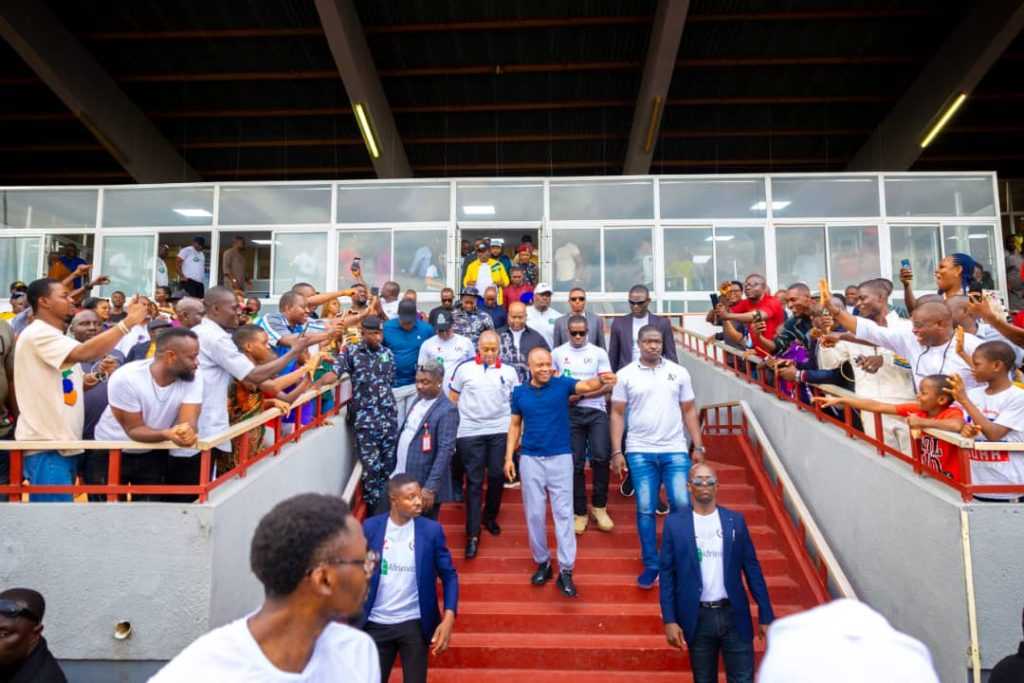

{"left": 383, "top": 318, "right": 434, "bottom": 387}
{"left": 511, "top": 375, "right": 577, "bottom": 457}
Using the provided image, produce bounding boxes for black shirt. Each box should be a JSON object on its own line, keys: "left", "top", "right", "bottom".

{"left": 990, "top": 642, "right": 1024, "bottom": 683}
{"left": 428, "top": 305, "right": 455, "bottom": 328}
{"left": 3, "top": 637, "right": 67, "bottom": 683}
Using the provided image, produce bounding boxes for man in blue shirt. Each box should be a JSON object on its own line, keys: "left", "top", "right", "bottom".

{"left": 505, "top": 347, "right": 616, "bottom": 598}
{"left": 383, "top": 299, "right": 434, "bottom": 425}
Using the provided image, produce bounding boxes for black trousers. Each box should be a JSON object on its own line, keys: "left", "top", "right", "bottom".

{"left": 163, "top": 453, "right": 207, "bottom": 502}
{"left": 181, "top": 279, "right": 205, "bottom": 298}
{"left": 122, "top": 450, "right": 169, "bottom": 502}
{"left": 457, "top": 433, "right": 506, "bottom": 538}
{"left": 570, "top": 406, "right": 611, "bottom": 516}
{"left": 366, "top": 619, "right": 429, "bottom": 683}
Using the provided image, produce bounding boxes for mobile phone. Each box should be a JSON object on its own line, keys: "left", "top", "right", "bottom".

{"left": 93, "top": 371, "right": 108, "bottom": 383}
{"left": 709, "top": 293, "right": 720, "bottom": 307}
{"left": 900, "top": 258, "right": 911, "bottom": 269}
{"left": 752, "top": 310, "right": 764, "bottom": 323}
{"left": 350, "top": 257, "right": 361, "bottom": 273}
{"left": 370, "top": 286, "right": 380, "bottom": 297}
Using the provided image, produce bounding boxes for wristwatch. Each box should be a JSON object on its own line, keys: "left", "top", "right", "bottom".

{"left": 693, "top": 446, "right": 706, "bottom": 453}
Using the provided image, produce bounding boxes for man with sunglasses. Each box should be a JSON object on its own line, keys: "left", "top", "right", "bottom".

{"left": 0, "top": 588, "right": 65, "bottom": 682}
{"left": 660, "top": 464, "right": 774, "bottom": 683}
{"left": 152, "top": 493, "right": 379, "bottom": 681}
{"left": 608, "top": 284, "right": 677, "bottom": 373}
{"left": 428, "top": 288, "right": 457, "bottom": 328}
{"left": 553, "top": 287, "right": 606, "bottom": 349}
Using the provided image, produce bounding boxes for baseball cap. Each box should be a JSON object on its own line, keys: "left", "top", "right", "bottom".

{"left": 475, "top": 240, "right": 490, "bottom": 251}
{"left": 535, "top": 282, "right": 553, "bottom": 295}
{"left": 9, "top": 281, "right": 27, "bottom": 293}
{"left": 398, "top": 299, "right": 418, "bottom": 323}
{"left": 362, "top": 315, "right": 382, "bottom": 331}
{"left": 435, "top": 311, "right": 452, "bottom": 331}
{"left": 461, "top": 286, "right": 480, "bottom": 298}
{"left": 517, "top": 244, "right": 531, "bottom": 253}
{"left": 148, "top": 317, "right": 173, "bottom": 332}
{"left": 491, "top": 238, "right": 504, "bottom": 247}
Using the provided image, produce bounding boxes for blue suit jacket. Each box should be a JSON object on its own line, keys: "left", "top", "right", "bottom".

{"left": 659, "top": 506, "right": 774, "bottom": 645}
{"left": 398, "top": 394, "right": 459, "bottom": 503}
{"left": 362, "top": 514, "right": 459, "bottom": 643}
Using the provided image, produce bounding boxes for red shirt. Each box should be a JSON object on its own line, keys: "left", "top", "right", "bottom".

{"left": 503, "top": 283, "right": 534, "bottom": 309}
{"left": 895, "top": 404, "right": 964, "bottom": 481}
{"left": 730, "top": 295, "right": 785, "bottom": 356}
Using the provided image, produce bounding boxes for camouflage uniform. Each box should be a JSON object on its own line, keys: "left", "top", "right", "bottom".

{"left": 452, "top": 307, "right": 495, "bottom": 346}
{"left": 335, "top": 341, "right": 398, "bottom": 512}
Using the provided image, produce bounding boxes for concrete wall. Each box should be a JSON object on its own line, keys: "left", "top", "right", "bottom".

{"left": 0, "top": 415, "right": 354, "bottom": 680}
{"left": 681, "top": 349, "right": 1024, "bottom": 683}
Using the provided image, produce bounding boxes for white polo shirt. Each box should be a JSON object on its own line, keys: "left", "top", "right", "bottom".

{"left": 552, "top": 342, "right": 612, "bottom": 411}
{"left": 192, "top": 318, "right": 255, "bottom": 452}
{"left": 612, "top": 358, "right": 694, "bottom": 453}
{"left": 527, "top": 305, "right": 561, "bottom": 348}
{"left": 417, "top": 333, "right": 474, "bottom": 394}
{"left": 178, "top": 245, "right": 206, "bottom": 282}
{"left": 450, "top": 358, "right": 519, "bottom": 437}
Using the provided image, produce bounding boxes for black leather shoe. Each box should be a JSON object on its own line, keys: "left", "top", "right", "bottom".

{"left": 465, "top": 537, "right": 479, "bottom": 559}
{"left": 556, "top": 570, "right": 578, "bottom": 598}
{"left": 531, "top": 560, "right": 553, "bottom": 585}
{"left": 484, "top": 519, "right": 502, "bottom": 536}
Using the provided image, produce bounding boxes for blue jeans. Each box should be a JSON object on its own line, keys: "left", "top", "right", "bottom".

{"left": 626, "top": 451, "right": 691, "bottom": 570}
{"left": 23, "top": 451, "right": 80, "bottom": 502}
{"left": 689, "top": 606, "right": 755, "bottom": 683}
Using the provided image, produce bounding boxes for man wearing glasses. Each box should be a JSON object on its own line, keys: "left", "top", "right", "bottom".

{"left": 0, "top": 588, "right": 66, "bottom": 682}
{"left": 608, "top": 284, "right": 677, "bottom": 373}
{"left": 659, "top": 464, "right": 774, "bottom": 683}
{"left": 152, "top": 494, "right": 380, "bottom": 682}
{"left": 552, "top": 287, "right": 606, "bottom": 349}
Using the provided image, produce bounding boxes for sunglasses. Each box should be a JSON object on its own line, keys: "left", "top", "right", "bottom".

{"left": 0, "top": 599, "right": 40, "bottom": 622}
{"left": 569, "top": 296, "right": 586, "bottom": 302}
{"left": 628, "top": 299, "right": 649, "bottom": 307}
{"left": 690, "top": 477, "right": 718, "bottom": 487}
{"left": 569, "top": 330, "right": 587, "bottom": 337}
{"left": 309, "top": 550, "right": 379, "bottom": 576}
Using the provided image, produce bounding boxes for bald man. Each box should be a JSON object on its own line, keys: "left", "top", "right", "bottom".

{"left": 505, "top": 347, "right": 615, "bottom": 598}
{"left": 174, "top": 297, "right": 205, "bottom": 329}
{"left": 498, "top": 301, "right": 549, "bottom": 383}
{"left": 827, "top": 297, "right": 982, "bottom": 390}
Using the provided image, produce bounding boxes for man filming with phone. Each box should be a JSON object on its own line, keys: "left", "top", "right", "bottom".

{"left": 715, "top": 274, "right": 785, "bottom": 358}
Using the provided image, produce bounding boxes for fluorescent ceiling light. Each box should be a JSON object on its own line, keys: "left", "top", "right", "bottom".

{"left": 353, "top": 102, "right": 380, "bottom": 159}
{"left": 704, "top": 235, "right": 735, "bottom": 242}
{"left": 693, "top": 255, "right": 712, "bottom": 264}
{"left": 749, "top": 200, "right": 791, "bottom": 211}
{"left": 250, "top": 239, "right": 275, "bottom": 245}
{"left": 463, "top": 205, "right": 496, "bottom": 216}
{"left": 967, "top": 234, "right": 989, "bottom": 240}
{"left": 920, "top": 92, "right": 967, "bottom": 148}
{"left": 173, "top": 208, "right": 212, "bottom": 218}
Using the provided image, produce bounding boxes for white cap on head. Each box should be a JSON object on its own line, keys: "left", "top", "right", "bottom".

{"left": 758, "top": 599, "right": 939, "bottom": 683}
{"left": 535, "top": 282, "right": 553, "bottom": 295}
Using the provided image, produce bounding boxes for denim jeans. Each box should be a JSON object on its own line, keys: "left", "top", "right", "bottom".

{"left": 23, "top": 450, "right": 81, "bottom": 502}
{"left": 626, "top": 451, "right": 691, "bottom": 570}
{"left": 689, "top": 606, "right": 755, "bottom": 683}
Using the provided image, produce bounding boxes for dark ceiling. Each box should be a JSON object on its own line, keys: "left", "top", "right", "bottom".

{"left": 1, "top": 0, "right": 1021, "bottom": 185}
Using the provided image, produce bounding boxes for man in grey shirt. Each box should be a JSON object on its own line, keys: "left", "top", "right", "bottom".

{"left": 553, "top": 287, "right": 606, "bottom": 349}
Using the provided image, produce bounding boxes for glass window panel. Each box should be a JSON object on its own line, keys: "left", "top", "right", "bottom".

{"left": 395, "top": 229, "right": 447, "bottom": 291}
{"left": 0, "top": 190, "right": 97, "bottom": 229}
{"left": 660, "top": 179, "right": 767, "bottom": 219}
{"left": 549, "top": 180, "right": 653, "bottom": 220}
{"left": 273, "top": 232, "right": 326, "bottom": 294}
{"left": 220, "top": 185, "right": 330, "bottom": 225}
{"left": 943, "top": 224, "right": 1000, "bottom": 290}
{"left": 890, "top": 225, "right": 941, "bottom": 288}
{"left": 339, "top": 183, "right": 450, "bottom": 223}
{"left": 100, "top": 235, "right": 155, "bottom": 297}
{"left": 103, "top": 187, "right": 214, "bottom": 227}
{"left": 605, "top": 228, "right": 653, "bottom": 292}
{"left": 552, "top": 229, "right": 599, "bottom": 292}
{"left": 664, "top": 227, "right": 714, "bottom": 292}
{"left": 884, "top": 176, "right": 995, "bottom": 217}
{"left": 772, "top": 177, "right": 879, "bottom": 218}
{"left": 587, "top": 301, "right": 636, "bottom": 316}
{"left": 776, "top": 226, "right": 826, "bottom": 287}
{"left": 0, "top": 237, "right": 41, "bottom": 289}
{"left": 338, "top": 230, "right": 392, "bottom": 288}
{"left": 456, "top": 182, "right": 542, "bottom": 221}
{"left": 828, "top": 225, "right": 881, "bottom": 288}
{"left": 715, "top": 227, "right": 766, "bottom": 284}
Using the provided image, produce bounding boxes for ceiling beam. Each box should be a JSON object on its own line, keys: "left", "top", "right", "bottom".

{"left": 314, "top": 0, "right": 410, "bottom": 178}
{"left": 624, "top": 0, "right": 691, "bottom": 175}
{"left": 847, "top": 0, "right": 1024, "bottom": 171}
{"left": 0, "top": 0, "right": 198, "bottom": 183}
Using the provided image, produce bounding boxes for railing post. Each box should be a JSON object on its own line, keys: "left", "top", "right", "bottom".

{"left": 910, "top": 434, "right": 924, "bottom": 474}
{"left": 107, "top": 449, "right": 121, "bottom": 503}
{"left": 238, "top": 432, "right": 251, "bottom": 476}
{"left": 272, "top": 416, "right": 283, "bottom": 455}
{"left": 198, "top": 449, "right": 212, "bottom": 502}
{"left": 874, "top": 412, "right": 885, "bottom": 455}
{"left": 959, "top": 444, "right": 974, "bottom": 502}
{"left": 9, "top": 449, "right": 22, "bottom": 502}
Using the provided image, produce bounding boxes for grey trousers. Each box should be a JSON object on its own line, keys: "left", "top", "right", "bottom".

{"left": 520, "top": 453, "right": 576, "bottom": 571}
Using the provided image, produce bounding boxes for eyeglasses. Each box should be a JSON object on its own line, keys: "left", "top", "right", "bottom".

{"left": 628, "top": 299, "right": 649, "bottom": 307}
{"left": 569, "top": 296, "right": 586, "bottom": 302}
{"left": 690, "top": 477, "right": 718, "bottom": 487}
{"left": 0, "top": 599, "right": 40, "bottom": 623}
{"left": 569, "top": 330, "right": 587, "bottom": 337}
{"left": 310, "top": 550, "right": 379, "bottom": 576}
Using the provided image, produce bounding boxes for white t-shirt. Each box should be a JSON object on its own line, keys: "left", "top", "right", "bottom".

{"left": 854, "top": 317, "right": 981, "bottom": 391}
{"left": 450, "top": 359, "right": 520, "bottom": 437}
{"left": 149, "top": 617, "right": 379, "bottom": 683}
{"left": 552, "top": 342, "right": 612, "bottom": 411}
{"left": 192, "top": 318, "right": 256, "bottom": 452}
{"left": 367, "top": 518, "right": 420, "bottom": 625}
{"left": 527, "top": 305, "right": 561, "bottom": 348}
{"left": 381, "top": 300, "right": 400, "bottom": 320}
{"left": 474, "top": 260, "right": 495, "bottom": 293}
{"left": 631, "top": 315, "right": 649, "bottom": 362}
{"left": 395, "top": 397, "right": 436, "bottom": 474}
{"left": 554, "top": 242, "right": 580, "bottom": 281}
{"left": 694, "top": 509, "right": 727, "bottom": 601}
{"left": 966, "top": 385, "right": 1024, "bottom": 499}
{"left": 115, "top": 323, "right": 150, "bottom": 357}
{"left": 178, "top": 246, "right": 206, "bottom": 282}
{"left": 155, "top": 257, "right": 169, "bottom": 287}
{"left": 94, "top": 360, "right": 203, "bottom": 456}
{"left": 13, "top": 320, "right": 84, "bottom": 453}
{"left": 612, "top": 359, "right": 695, "bottom": 453}
{"left": 417, "top": 333, "right": 474, "bottom": 394}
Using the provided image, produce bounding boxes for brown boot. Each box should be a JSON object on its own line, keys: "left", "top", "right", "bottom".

{"left": 590, "top": 506, "right": 614, "bottom": 532}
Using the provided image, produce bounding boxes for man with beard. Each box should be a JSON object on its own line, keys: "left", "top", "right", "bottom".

{"left": 14, "top": 278, "right": 147, "bottom": 501}
{"left": 94, "top": 328, "right": 203, "bottom": 500}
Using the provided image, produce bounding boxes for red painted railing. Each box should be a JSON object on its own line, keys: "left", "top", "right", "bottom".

{"left": 0, "top": 378, "right": 350, "bottom": 503}
{"left": 682, "top": 330, "right": 1024, "bottom": 502}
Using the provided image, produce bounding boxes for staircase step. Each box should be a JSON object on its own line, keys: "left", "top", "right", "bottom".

{"left": 390, "top": 668, "right": 727, "bottom": 682}
{"left": 439, "top": 501, "right": 768, "bottom": 526}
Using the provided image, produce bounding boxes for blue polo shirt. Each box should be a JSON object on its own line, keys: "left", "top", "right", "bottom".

{"left": 383, "top": 318, "right": 434, "bottom": 387}
{"left": 511, "top": 375, "right": 577, "bottom": 456}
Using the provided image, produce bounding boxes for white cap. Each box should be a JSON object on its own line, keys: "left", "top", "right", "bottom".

{"left": 535, "top": 282, "right": 553, "bottom": 294}
{"left": 758, "top": 599, "right": 939, "bottom": 683}
{"left": 490, "top": 237, "right": 504, "bottom": 246}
